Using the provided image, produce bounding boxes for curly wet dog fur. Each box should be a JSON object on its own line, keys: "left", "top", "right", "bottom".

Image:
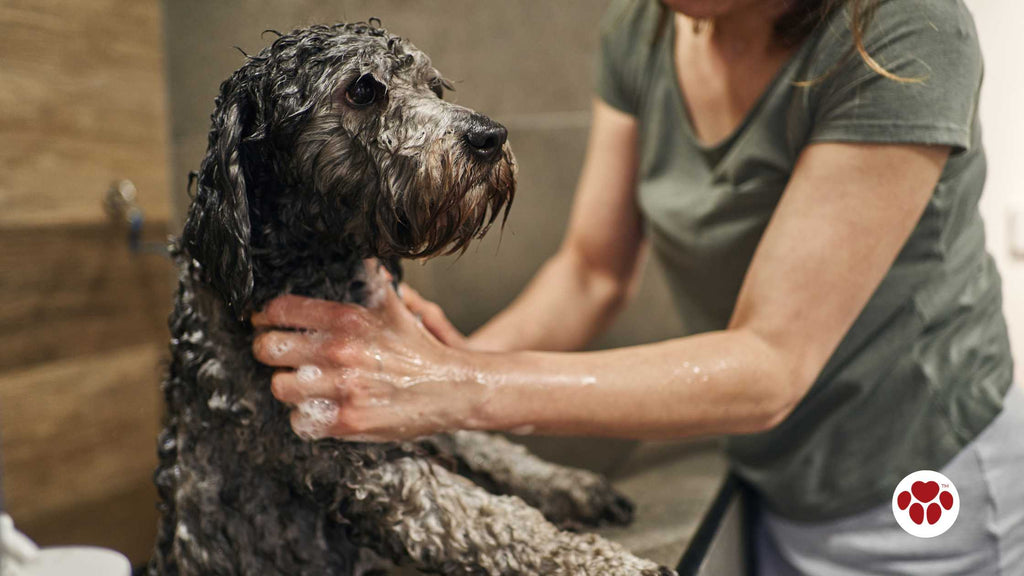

{"left": 148, "top": 21, "right": 675, "bottom": 576}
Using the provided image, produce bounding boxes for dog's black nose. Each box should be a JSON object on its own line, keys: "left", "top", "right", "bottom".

{"left": 463, "top": 114, "right": 507, "bottom": 161}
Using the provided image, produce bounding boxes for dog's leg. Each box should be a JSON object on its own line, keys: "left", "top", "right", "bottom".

{"left": 427, "top": 431, "right": 635, "bottom": 528}
{"left": 346, "top": 456, "right": 673, "bottom": 576}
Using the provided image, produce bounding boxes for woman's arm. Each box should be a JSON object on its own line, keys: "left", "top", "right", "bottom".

{"left": 254, "top": 141, "right": 949, "bottom": 441}
{"left": 468, "top": 142, "right": 950, "bottom": 438}
{"left": 411, "top": 99, "right": 646, "bottom": 353}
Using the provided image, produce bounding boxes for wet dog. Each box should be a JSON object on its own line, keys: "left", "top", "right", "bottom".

{"left": 148, "top": 21, "right": 674, "bottom": 576}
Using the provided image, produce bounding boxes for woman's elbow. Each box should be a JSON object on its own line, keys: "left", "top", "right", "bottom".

{"left": 554, "top": 247, "right": 637, "bottom": 315}
{"left": 598, "top": 273, "right": 634, "bottom": 317}
{"left": 756, "top": 388, "right": 801, "bottom": 432}
{"left": 735, "top": 331, "right": 814, "bottom": 433}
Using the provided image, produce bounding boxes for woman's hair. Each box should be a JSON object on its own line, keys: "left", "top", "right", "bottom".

{"left": 779, "top": 0, "right": 912, "bottom": 82}
{"left": 656, "top": 0, "right": 914, "bottom": 82}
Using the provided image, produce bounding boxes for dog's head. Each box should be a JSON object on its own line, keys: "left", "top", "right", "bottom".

{"left": 182, "top": 22, "right": 517, "bottom": 315}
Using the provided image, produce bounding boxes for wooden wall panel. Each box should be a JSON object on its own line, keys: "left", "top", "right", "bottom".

{"left": 0, "top": 0, "right": 173, "bottom": 566}
{"left": 0, "top": 344, "right": 163, "bottom": 561}
{"left": 0, "top": 224, "right": 173, "bottom": 371}
{"left": 0, "top": 344, "right": 162, "bottom": 520}
{"left": 16, "top": 481, "right": 160, "bottom": 568}
{"left": 0, "top": 0, "right": 171, "bottom": 226}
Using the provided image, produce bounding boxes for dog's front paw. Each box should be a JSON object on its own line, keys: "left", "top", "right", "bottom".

{"left": 532, "top": 470, "right": 635, "bottom": 528}
{"left": 580, "top": 477, "right": 636, "bottom": 526}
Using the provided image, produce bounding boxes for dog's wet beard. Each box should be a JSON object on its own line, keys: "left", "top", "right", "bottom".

{"left": 293, "top": 107, "right": 517, "bottom": 261}
{"left": 366, "top": 143, "right": 516, "bottom": 259}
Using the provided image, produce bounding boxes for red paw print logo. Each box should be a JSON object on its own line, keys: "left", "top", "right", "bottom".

{"left": 892, "top": 470, "right": 959, "bottom": 538}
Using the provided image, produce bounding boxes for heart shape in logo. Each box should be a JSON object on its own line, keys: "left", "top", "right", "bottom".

{"left": 911, "top": 480, "right": 940, "bottom": 503}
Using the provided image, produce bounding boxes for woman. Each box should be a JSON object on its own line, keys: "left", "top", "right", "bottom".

{"left": 252, "top": 0, "right": 1024, "bottom": 572}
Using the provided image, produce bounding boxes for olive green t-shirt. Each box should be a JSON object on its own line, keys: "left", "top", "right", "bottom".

{"left": 596, "top": 0, "right": 1013, "bottom": 521}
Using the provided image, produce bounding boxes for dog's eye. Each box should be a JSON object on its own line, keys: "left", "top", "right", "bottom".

{"left": 345, "top": 74, "right": 381, "bottom": 108}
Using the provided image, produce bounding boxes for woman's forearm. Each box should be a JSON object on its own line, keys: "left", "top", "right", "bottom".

{"left": 468, "top": 248, "right": 634, "bottom": 353}
{"left": 459, "top": 328, "right": 799, "bottom": 439}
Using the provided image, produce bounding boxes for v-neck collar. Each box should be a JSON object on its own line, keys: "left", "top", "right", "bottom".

{"left": 666, "top": 18, "right": 817, "bottom": 159}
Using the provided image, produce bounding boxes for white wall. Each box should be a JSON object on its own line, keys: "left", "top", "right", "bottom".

{"left": 966, "top": 0, "right": 1024, "bottom": 371}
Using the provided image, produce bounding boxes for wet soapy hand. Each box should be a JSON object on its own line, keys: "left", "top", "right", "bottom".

{"left": 252, "top": 284, "right": 483, "bottom": 442}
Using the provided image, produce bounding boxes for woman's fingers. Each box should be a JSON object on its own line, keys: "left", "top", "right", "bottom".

{"left": 270, "top": 368, "right": 339, "bottom": 404}
{"left": 252, "top": 295, "right": 330, "bottom": 329}
{"left": 399, "top": 284, "right": 467, "bottom": 347}
{"left": 379, "top": 280, "right": 416, "bottom": 322}
{"left": 252, "top": 330, "right": 321, "bottom": 367}
{"left": 289, "top": 398, "right": 341, "bottom": 441}
{"left": 399, "top": 283, "right": 430, "bottom": 313}
{"left": 277, "top": 370, "right": 409, "bottom": 441}
{"left": 253, "top": 294, "right": 372, "bottom": 332}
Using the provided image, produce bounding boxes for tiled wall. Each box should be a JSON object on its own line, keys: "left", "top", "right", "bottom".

{"left": 162, "top": 0, "right": 684, "bottom": 351}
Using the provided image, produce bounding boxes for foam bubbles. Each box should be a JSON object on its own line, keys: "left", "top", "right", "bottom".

{"left": 269, "top": 338, "right": 293, "bottom": 358}
{"left": 292, "top": 398, "right": 339, "bottom": 441}
{"left": 207, "top": 392, "right": 230, "bottom": 411}
{"left": 361, "top": 259, "right": 390, "bottom": 309}
{"left": 296, "top": 365, "right": 322, "bottom": 383}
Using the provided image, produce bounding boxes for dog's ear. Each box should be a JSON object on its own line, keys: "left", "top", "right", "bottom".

{"left": 182, "top": 84, "right": 255, "bottom": 318}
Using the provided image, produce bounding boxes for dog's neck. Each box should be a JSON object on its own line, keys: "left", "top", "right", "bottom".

{"left": 247, "top": 204, "right": 400, "bottom": 312}
{"left": 249, "top": 233, "right": 364, "bottom": 308}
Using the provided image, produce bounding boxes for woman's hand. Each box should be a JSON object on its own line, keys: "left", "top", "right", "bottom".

{"left": 398, "top": 284, "right": 470, "bottom": 349}
{"left": 251, "top": 287, "right": 483, "bottom": 442}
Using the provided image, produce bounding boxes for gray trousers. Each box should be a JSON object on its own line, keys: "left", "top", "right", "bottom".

{"left": 756, "top": 384, "right": 1024, "bottom": 576}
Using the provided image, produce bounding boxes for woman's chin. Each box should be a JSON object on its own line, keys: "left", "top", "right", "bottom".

{"left": 661, "top": 0, "right": 777, "bottom": 20}
{"left": 660, "top": 0, "right": 734, "bottom": 19}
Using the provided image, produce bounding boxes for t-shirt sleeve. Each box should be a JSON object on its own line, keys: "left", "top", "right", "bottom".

{"left": 594, "top": 0, "right": 655, "bottom": 116}
{"left": 808, "top": 0, "right": 983, "bottom": 154}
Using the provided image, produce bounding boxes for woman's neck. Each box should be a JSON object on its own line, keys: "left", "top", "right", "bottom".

{"left": 679, "top": 1, "right": 791, "bottom": 57}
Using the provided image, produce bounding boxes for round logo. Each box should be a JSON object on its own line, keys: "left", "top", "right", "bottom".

{"left": 892, "top": 470, "right": 959, "bottom": 538}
